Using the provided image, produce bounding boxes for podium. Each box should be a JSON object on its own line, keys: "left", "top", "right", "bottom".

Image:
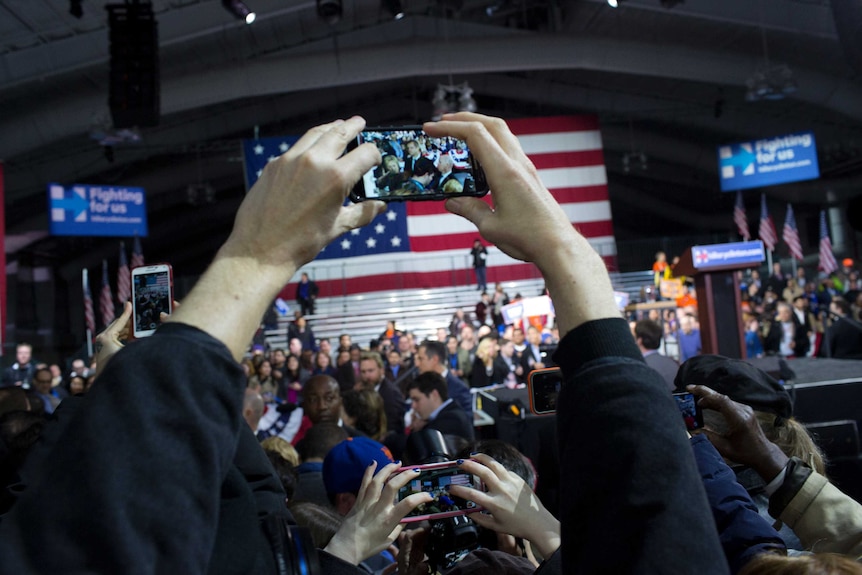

{"left": 674, "top": 241, "right": 765, "bottom": 359}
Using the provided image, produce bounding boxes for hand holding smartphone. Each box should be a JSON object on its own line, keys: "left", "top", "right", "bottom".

{"left": 131, "top": 263, "right": 174, "bottom": 338}
{"left": 672, "top": 392, "right": 704, "bottom": 431}
{"left": 394, "top": 461, "right": 483, "bottom": 523}
{"left": 348, "top": 127, "right": 489, "bottom": 202}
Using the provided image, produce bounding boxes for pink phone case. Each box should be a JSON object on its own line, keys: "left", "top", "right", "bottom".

{"left": 395, "top": 461, "right": 484, "bottom": 523}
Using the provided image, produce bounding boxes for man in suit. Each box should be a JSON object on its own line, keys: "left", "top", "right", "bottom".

{"left": 358, "top": 352, "right": 406, "bottom": 437}
{"left": 634, "top": 319, "right": 678, "bottom": 391}
{"left": 431, "top": 154, "right": 456, "bottom": 191}
{"left": 519, "top": 326, "right": 548, "bottom": 376}
{"left": 406, "top": 372, "right": 474, "bottom": 442}
{"left": 335, "top": 344, "right": 362, "bottom": 392}
{"left": 414, "top": 340, "right": 472, "bottom": 418}
{"left": 822, "top": 298, "right": 862, "bottom": 360}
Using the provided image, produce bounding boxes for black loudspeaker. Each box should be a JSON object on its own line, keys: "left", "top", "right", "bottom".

{"left": 107, "top": 3, "right": 159, "bottom": 128}
{"left": 848, "top": 196, "right": 862, "bottom": 232}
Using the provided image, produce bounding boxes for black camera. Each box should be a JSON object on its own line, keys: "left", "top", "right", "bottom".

{"left": 404, "top": 429, "right": 480, "bottom": 571}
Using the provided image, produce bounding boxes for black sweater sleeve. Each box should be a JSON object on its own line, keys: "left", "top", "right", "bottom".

{"left": 553, "top": 318, "right": 728, "bottom": 574}
{"left": 0, "top": 323, "right": 247, "bottom": 574}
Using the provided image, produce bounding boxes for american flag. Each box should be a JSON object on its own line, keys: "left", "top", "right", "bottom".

{"left": 782, "top": 203, "right": 804, "bottom": 261}
{"left": 242, "top": 116, "right": 615, "bottom": 296}
{"left": 100, "top": 259, "right": 115, "bottom": 327}
{"left": 82, "top": 268, "right": 95, "bottom": 335}
{"left": 117, "top": 242, "right": 131, "bottom": 304}
{"left": 733, "top": 191, "right": 750, "bottom": 241}
{"left": 131, "top": 235, "right": 145, "bottom": 269}
{"left": 758, "top": 194, "right": 778, "bottom": 252}
{"left": 819, "top": 210, "right": 838, "bottom": 275}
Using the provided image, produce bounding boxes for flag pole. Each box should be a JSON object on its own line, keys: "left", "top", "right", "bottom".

{"left": 766, "top": 249, "right": 773, "bottom": 273}
{"left": 83, "top": 268, "right": 93, "bottom": 358}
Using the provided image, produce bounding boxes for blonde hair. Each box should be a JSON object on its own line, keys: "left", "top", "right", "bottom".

{"left": 739, "top": 553, "right": 862, "bottom": 575}
{"left": 441, "top": 178, "right": 463, "bottom": 194}
{"left": 756, "top": 412, "right": 826, "bottom": 476}
{"left": 475, "top": 337, "right": 497, "bottom": 365}
{"left": 260, "top": 437, "right": 300, "bottom": 467}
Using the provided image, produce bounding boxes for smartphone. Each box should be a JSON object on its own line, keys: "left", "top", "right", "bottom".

{"left": 395, "top": 461, "right": 483, "bottom": 523}
{"left": 528, "top": 367, "right": 562, "bottom": 415}
{"left": 131, "top": 263, "right": 173, "bottom": 338}
{"left": 672, "top": 392, "right": 704, "bottom": 431}
{"left": 348, "top": 127, "right": 489, "bottom": 202}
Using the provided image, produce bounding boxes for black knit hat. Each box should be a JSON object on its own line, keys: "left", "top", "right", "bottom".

{"left": 674, "top": 355, "right": 793, "bottom": 418}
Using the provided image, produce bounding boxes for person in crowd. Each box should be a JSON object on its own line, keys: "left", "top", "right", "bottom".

{"left": 295, "top": 272, "right": 319, "bottom": 317}
{"left": 790, "top": 295, "right": 817, "bottom": 357}
{"left": 471, "top": 238, "right": 488, "bottom": 292}
{"left": 287, "top": 315, "right": 317, "bottom": 353}
{"left": 341, "top": 389, "right": 387, "bottom": 442}
{"left": 765, "top": 262, "right": 788, "bottom": 296}
{"left": 491, "top": 282, "right": 510, "bottom": 330}
{"left": 248, "top": 358, "right": 278, "bottom": 400}
{"left": 456, "top": 324, "right": 477, "bottom": 384}
{"left": 242, "top": 388, "right": 265, "bottom": 431}
{"left": 652, "top": 251, "right": 669, "bottom": 287}
{"left": 394, "top": 159, "right": 435, "bottom": 196}
{"left": 281, "top": 353, "right": 309, "bottom": 403}
{"left": 496, "top": 338, "right": 523, "bottom": 386}
{"left": 764, "top": 301, "right": 809, "bottom": 358}
{"left": 402, "top": 139, "right": 428, "bottom": 176}
{"left": 414, "top": 340, "right": 472, "bottom": 417}
{"left": 289, "top": 502, "right": 344, "bottom": 548}
{"left": 634, "top": 319, "right": 678, "bottom": 391}
{"left": 449, "top": 308, "right": 469, "bottom": 337}
{"left": 374, "top": 154, "right": 404, "bottom": 193}
{"left": 270, "top": 348, "right": 288, "bottom": 382}
{"left": 795, "top": 266, "right": 807, "bottom": 289}
{"left": 675, "top": 281, "right": 698, "bottom": 311}
{"left": 66, "top": 372, "right": 87, "bottom": 396}
{"left": 745, "top": 318, "right": 765, "bottom": 359}
{"left": 3, "top": 343, "right": 37, "bottom": 388}
{"left": 384, "top": 349, "right": 404, "bottom": 382}
{"left": 336, "top": 344, "right": 362, "bottom": 392}
{"left": 470, "top": 336, "right": 508, "bottom": 388}
{"left": 475, "top": 291, "right": 492, "bottom": 326}
{"left": 358, "top": 352, "right": 405, "bottom": 438}
{"left": 782, "top": 277, "right": 803, "bottom": 304}
{"left": 292, "top": 423, "right": 348, "bottom": 509}
{"left": 677, "top": 313, "right": 703, "bottom": 362}
{"left": 30, "top": 368, "right": 61, "bottom": 415}
{"left": 406, "top": 372, "right": 475, "bottom": 442}
{"left": 444, "top": 335, "right": 464, "bottom": 379}
{"left": 519, "top": 325, "right": 547, "bottom": 375}
{"left": 313, "top": 350, "right": 338, "bottom": 378}
{"left": 821, "top": 297, "right": 862, "bottom": 360}
{"left": 379, "top": 320, "right": 397, "bottom": 343}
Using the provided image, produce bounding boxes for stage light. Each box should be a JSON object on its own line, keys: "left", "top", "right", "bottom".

{"left": 222, "top": 0, "right": 256, "bottom": 24}
{"left": 383, "top": 0, "right": 405, "bottom": 20}
{"left": 608, "top": 0, "right": 619, "bottom": 7}
{"left": 317, "top": 0, "right": 342, "bottom": 24}
{"left": 69, "top": 0, "right": 83, "bottom": 18}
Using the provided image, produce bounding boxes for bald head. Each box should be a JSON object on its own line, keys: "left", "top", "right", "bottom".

{"left": 243, "top": 389, "right": 264, "bottom": 431}
{"left": 303, "top": 375, "right": 342, "bottom": 425}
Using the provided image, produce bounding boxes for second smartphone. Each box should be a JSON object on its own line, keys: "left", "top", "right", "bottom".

{"left": 349, "top": 127, "right": 489, "bottom": 202}
{"left": 131, "top": 263, "right": 173, "bottom": 338}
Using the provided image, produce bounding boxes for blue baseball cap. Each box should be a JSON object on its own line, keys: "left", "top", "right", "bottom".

{"left": 323, "top": 436, "right": 394, "bottom": 495}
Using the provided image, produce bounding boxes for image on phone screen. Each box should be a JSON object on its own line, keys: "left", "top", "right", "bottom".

{"left": 672, "top": 392, "right": 704, "bottom": 431}
{"left": 132, "top": 268, "right": 172, "bottom": 337}
{"left": 350, "top": 128, "right": 488, "bottom": 202}
{"left": 397, "top": 464, "right": 481, "bottom": 522}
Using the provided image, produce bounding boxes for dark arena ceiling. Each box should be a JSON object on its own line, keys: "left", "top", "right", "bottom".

{"left": 2, "top": 0, "right": 862, "bottom": 281}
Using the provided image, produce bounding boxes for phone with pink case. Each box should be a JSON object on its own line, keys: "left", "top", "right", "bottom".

{"left": 395, "top": 460, "right": 484, "bottom": 523}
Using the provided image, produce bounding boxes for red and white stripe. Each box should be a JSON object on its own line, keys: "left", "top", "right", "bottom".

{"left": 100, "top": 259, "right": 115, "bottom": 328}
{"left": 117, "top": 242, "right": 131, "bottom": 304}
{"left": 819, "top": 210, "right": 838, "bottom": 275}
{"left": 758, "top": 194, "right": 778, "bottom": 252}
{"left": 733, "top": 191, "right": 750, "bottom": 241}
{"left": 83, "top": 269, "right": 95, "bottom": 336}
{"left": 782, "top": 204, "right": 804, "bottom": 262}
{"left": 289, "top": 115, "right": 615, "bottom": 296}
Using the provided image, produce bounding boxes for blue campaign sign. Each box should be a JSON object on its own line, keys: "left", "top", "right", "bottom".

{"left": 692, "top": 241, "right": 765, "bottom": 270}
{"left": 48, "top": 183, "right": 148, "bottom": 237}
{"left": 718, "top": 132, "right": 820, "bottom": 192}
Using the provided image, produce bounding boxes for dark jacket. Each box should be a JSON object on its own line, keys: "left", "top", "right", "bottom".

{"left": 444, "top": 371, "right": 473, "bottom": 418}
{"left": 0, "top": 323, "right": 362, "bottom": 575}
{"left": 553, "top": 318, "right": 727, "bottom": 573}
{"left": 426, "top": 400, "right": 475, "bottom": 442}
{"left": 377, "top": 379, "right": 407, "bottom": 436}
{"left": 822, "top": 316, "right": 862, "bottom": 360}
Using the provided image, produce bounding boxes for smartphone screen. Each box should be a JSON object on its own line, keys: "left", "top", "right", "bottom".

{"left": 672, "top": 392, "right": 704, "bottom": 431}
{"left": 396, "top": 462, "right": 482, "bottom": 523}
{"left": 349, "top": 127, "right": 489, "bottom": 202}
{"left": 528, "top": 368, "right": 562, "bottom": 415}
{"left": 132, "top": 264, "right": 173, "bottom": 338}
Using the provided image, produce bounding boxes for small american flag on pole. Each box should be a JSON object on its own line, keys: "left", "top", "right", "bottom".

{"left": 83, "top": 268, "right": 95, "bottom": 336}
{"left": 819, "top": 210, "right": 839, "bottom": 275}
{"left": 131, "top": 235, "right": 145, "bottom": 269}
{"left": 733, "top": 191, "right": 750, "bottom": 241}
{"left": 782, "top": 204, "right": 804, "bottom": 261}
{"left": 758, "top": 194, "right": 778, "bottom": 252}
{"left": 100, "top": 259, "right": 115, "bottom": 328}
{"left": 117, "top": 242, "right": 131, "bottom": 304}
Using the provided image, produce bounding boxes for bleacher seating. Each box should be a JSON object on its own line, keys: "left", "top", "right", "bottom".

{"left": 265, "top": 270, "right": 655, "bottom": 351}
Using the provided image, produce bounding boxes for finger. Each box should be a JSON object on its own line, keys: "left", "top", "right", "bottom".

{"left": 702, "top": 428, "right": 732, "bottom": 455}
{"left": 333, "top": 201, "right": 386, "bottom": 235}
{"left": 687, "top": 384, "right": 730, "bottom": 412}
{"left": 447, "top": 485, "right": 492, "bottom": 510}
{"left": 445, "top": 196, "right": 496, "bottom": 235}
{"left": 465, "top": 509, "right": 499, "bottom": 531}
{"left": 383, "top": 466, "right": 422, "bottom": 496}
{"left": 423, "top": 118, "right": 513, "bottom": 181}
{"left": 465, "top": 453, "right": 510, "bottom": 481}
{"left": 286, "top": 118, "right": 349, "bottom": 158}
{"left": 437, "top": 112, "right": 529, "bottom": 165}
{"left": 311, "top": 116, "right": 368, "bottom": 159}
{"left": 354, "top": 460, "right": 380, "bottom": 506}
{"left": 456, "top": 457, "right": 508, "bottom": 488}
{"left": 393, "top": 491, "right": 434, "bottom": 521}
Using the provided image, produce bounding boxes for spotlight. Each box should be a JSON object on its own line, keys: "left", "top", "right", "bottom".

{"left": 383, "top": 0, "right": 405, "bottom": 20}
{"left": 317, "top": 0, "right": 342, "bottom": 24}
{"left": 222, "top": 0, "right": 256, "bottom": 24}
{"left": 69, "top": 0, "right": 83, "bottom": 18}
{"left": 607, "top": 0, "right": 619, "bottom": 7}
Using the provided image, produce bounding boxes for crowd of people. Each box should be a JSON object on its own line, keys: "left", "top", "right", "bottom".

{"left": 1, "top": 114, "right": 861, "bottom": 575}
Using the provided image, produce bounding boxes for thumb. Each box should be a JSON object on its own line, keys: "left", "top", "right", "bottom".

{"left": 446, "top": 196, "right": 494, "bottom": 230}
{"left": 336, "top": 201, "right": 386, "bottom": 232}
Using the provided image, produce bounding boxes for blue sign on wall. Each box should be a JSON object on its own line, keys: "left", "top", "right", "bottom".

{"left": 718, "top": 132, "right": 820, "bottom": 192}
{"left": 692, "top": 241, "right": 765, "bottom": 270}
{"left": 48, "top": 183, "right": 148, "bottom": 237}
